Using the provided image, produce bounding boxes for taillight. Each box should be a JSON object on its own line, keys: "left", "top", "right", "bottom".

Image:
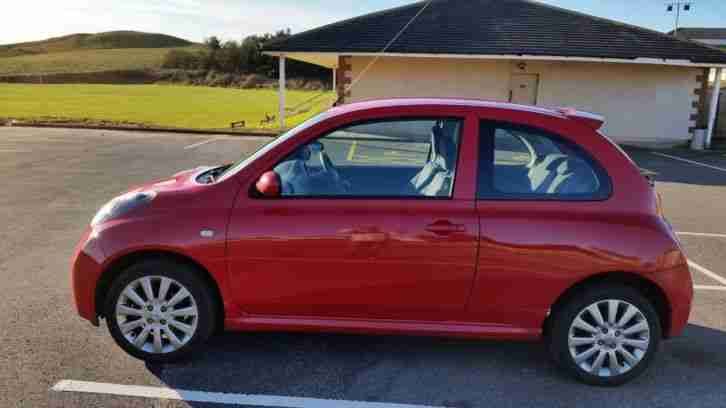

{"left": 655, "top": 192, "right": 665, "bottom": 218}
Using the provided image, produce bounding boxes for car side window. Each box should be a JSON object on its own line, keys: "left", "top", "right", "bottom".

{"left": 272, "top": 118, "right": 463, "bottom": 198}
{"left": 478, "top": 121, "right": 610, "bottom": 200}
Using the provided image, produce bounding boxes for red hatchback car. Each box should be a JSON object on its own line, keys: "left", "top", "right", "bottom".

{"left": 72, "top": 98, "right": 692, "bottom": 385}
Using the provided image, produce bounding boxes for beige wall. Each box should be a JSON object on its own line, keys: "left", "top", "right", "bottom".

{"left": 347, "top": 57, "right": 701, "bottom": 146}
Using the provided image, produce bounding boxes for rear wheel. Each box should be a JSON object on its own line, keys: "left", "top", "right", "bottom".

{"left": 104, "top": 259, "right": 216, "bottom": 363}
{"left": 549, "top": 285, "right": 661, "bottom": 386}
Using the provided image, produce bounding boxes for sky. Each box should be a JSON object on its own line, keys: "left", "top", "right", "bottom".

{"left": 1, "top": 0, "right": 725, "bottom": 45}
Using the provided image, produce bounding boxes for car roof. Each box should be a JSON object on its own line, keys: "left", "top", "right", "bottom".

{"left": 327, "top": 98, "right": 605, "bottom": 129}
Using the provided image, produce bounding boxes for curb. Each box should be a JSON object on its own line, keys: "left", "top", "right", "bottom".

{"left": 4, "top": 122, "right": 279, "bottom": 138}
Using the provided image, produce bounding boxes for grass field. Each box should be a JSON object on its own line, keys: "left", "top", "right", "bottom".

{"left": 0, "top": 47, "right": 200, "bottom": 75}
{"left": 0, "top": 84, "right": 336, "bottom": 129}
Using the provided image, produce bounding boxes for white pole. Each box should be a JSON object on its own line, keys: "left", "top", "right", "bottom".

{"left": 675, "top": 2, "right": 681, "bottom": 33}
{"left": 332, "top": 68, "right": 337, "bottom": 92}
{"left": 279, "top": 54, "right": 286, "bottom": 130}
{"left": 706, "top": 68, "right": 722, "bottom": 149}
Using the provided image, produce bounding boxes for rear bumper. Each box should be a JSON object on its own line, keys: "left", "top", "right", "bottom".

{"left": 654, "top": 262, "right": 693, "bottom": 338}
{"left": 669, "top": 301, "right": 691, "bottom": 338}
{"left": 70, "top": 227, "right": 105, "bottom": 326}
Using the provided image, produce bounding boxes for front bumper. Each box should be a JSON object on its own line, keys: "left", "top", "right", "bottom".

{"left": 70, "top": 227, "right": 105, "bottom": 326}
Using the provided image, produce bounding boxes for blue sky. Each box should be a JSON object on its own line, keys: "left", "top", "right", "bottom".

{"left": 1, "top": 0, "right": 725, "bottom": 45}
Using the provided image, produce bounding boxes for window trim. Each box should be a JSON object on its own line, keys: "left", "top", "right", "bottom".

{"left": 477, "top": 120, "right": 613, "bottom": 202}
{"left": 254, "top": 116, "right": 466, "bottom": 201}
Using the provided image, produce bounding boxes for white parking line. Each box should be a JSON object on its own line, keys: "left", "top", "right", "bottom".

{"left": 694, "top": 285, "right": 726, "bottom": 291}
{"left": 689, "top": 260, "right": 726, "bottom": 286}
{"left": 651, "top": 152, "right": 726, "bottom": 173}
{"left": 678, "top": 232, "right": 726, "bottom": 239}
{"left": 51, "top": 380, "right": 449, "bottom": 408}
{"left": 184, "top": 137, "right": 224, "bottom": 150}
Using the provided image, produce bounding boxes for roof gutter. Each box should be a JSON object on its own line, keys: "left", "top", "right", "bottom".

{"left": 264, "top": 51, "right": 726, "bottom": 68}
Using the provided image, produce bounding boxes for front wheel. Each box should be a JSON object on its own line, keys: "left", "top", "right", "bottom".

{"left": 104, "top": 259, "right": 216, "bottom": 363}
{"left": 548, "top": 285, "right": 661, "bottom": 386}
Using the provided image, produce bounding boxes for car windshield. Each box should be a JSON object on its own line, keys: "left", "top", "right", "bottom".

{"left": 216, "top": 111, "right": 332, "bottom": 182}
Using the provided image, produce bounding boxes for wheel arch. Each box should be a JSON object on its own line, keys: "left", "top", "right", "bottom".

{"left": 543, "top": 271, "right": 671, "bottom": 339}
{"left": 95, "top": 250, "right": 225, "bottom": 330}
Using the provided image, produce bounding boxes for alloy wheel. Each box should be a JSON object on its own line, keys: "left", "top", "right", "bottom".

{"left": 568, "top": 299, "right": 651, "bottom": 377}
{"left": 115, "top": 276, "right": 199, "bottom": 354}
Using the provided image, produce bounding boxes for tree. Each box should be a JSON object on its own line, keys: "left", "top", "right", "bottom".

{"left": 163, "top": 29, "right": 329, "bottom": 80}
{"left": 239, "top": 36, "right": 261, "bottom": 73}
{"left": 217, "top": 40, "right": 242, "bottom": 73}
{"left": 204, "top": 36, "right": 221, "bottom": 51}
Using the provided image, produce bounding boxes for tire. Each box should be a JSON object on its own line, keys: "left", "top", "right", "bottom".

{"left": 104, "top": 258, "right": 216, "bottom": 363}
{"left": 548, "top": 285, "right": 661, "bottom": 386}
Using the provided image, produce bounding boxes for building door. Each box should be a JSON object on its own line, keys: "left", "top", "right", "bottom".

{"left": 510, "top": 74, "right": 539, "bottom": 105}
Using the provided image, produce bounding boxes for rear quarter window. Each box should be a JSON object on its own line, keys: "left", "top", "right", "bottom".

{"left": 478, "top": 121, "right": 612, "bottom": 201}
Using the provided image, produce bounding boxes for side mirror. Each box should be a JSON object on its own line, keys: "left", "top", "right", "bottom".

{"left": 255, "top": 171, "right": 282, "bottom": 198}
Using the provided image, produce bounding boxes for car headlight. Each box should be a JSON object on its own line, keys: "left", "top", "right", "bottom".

{"left": 91, "top": 191, "right": 156, "bottom": 226}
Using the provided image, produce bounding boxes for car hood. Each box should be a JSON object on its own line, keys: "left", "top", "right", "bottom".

{"left": 140, "top": 166, "right": 213, "bottom": 192}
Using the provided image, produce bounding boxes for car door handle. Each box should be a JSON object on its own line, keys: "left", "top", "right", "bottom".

{"left": 425, "top": 221, "right": 465, "bottom": 235}
{"left": 351, "top": 232, "right": 387, "bottom": 242}
{"left": 347, "top": 228, "right": 387, "bottom": 243}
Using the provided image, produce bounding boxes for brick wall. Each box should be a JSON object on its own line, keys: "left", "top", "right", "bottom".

{"left": 336, "top": 56, "right": 352, "bottom": 103}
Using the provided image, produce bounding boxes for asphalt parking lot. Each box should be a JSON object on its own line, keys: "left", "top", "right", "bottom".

{"left": 2, "top": 127, "right": 726, "bottom": 408}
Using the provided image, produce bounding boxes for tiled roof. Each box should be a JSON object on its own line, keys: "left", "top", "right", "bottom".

{"left": 266, "top": 0, "right": 726, "bottom": 64}
{"left": 671, "top": 28, "right": 726, "bottom": 40}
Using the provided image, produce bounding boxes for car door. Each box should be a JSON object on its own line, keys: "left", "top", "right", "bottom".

{"left": 227, "top": 115, "right": 480, "bottom": 322}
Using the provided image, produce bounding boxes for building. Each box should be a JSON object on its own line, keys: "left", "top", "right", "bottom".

{"left": 671, "top": 28, "right": 726, "bottom": 141}
{"left": 265, "top": 0, "right": 726, "bottom": 147}
{"left": 672, "top": 28, "right": 726, "bottom": 48}
{"left": 672, "top": 27, "right": 726, "bottom": 82}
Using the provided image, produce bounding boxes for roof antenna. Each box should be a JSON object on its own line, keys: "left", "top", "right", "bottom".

{"left": 666, "top": 1, "right": 694, "bottom": 35}
{"left": 334, "top": 0, "right": 434, "bottom": 106}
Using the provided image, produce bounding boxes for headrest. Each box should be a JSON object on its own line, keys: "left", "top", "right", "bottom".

{"left": 290, "top": 145, "right": 312, "bottom": 161}
{"left": 442, "top": 120, "right": 459, "bottom": 137}
{"left": 429, "top": 125, "right": 442, "bottom": 158}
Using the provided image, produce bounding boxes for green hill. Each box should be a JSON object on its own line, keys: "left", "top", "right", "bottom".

{"left": 0, "top": 47, "right": 201, "bottom": 76}
{"left": 0, "top": 31, "right": 195, "bottom": 58}
{"left": 0, "top": 31, "right": 201, "bottom": 76}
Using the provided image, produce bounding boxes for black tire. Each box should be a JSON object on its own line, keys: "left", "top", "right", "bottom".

{"left": 104, "top": 258, "right": 217, "bottom": 363}
{"left": 548, "top": 285, "right": 661, "bottom": 386}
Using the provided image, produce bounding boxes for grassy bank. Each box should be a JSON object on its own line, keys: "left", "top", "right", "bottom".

{"left": 0, "top": 84, "right": 335, "bottom": 129}
{"left": 0, "top": 47, "right": 200, "bottom": 75}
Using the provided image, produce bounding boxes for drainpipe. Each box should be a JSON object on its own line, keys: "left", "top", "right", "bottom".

{"left": 706, "top": 68, "right": 723, "bottom": 149}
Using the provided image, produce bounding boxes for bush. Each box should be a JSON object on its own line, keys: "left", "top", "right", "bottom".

{"left": 162, "top": 49, "right": 200, "bottom": 70}
{"left": 240, "top": 74, "right": 265, "bottom": 89}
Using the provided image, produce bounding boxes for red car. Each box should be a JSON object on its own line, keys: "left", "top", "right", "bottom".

{"left": 71, "top": 98, "right": 692, "bottom": 386}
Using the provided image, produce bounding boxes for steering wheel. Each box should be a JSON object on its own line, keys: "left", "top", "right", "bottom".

{"left": 318, "top": 151, "right": 351, "bottom": 193}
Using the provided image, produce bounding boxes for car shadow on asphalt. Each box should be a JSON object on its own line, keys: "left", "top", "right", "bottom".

{"left": 144, "top": 324, "right": 726, "bottom": 407}
{"left": 624, "top": 147, "right": 726, "bottom": 187}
